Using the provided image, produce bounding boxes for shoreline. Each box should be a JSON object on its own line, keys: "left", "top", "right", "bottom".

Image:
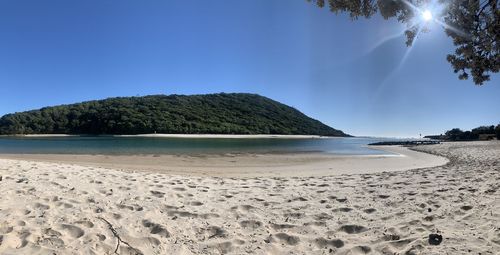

{"left": 0, "top": 134, "right": 341, "bottom": 139}
{"left": 0, "top": 145, "right": 447, "bottom": 177}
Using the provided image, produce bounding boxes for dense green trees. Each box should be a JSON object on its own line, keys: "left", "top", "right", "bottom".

{"left": 444, "top": 128, "right": 468, "bottom": 141}
{"left": 308, "top": 0, "right": 499, "bottom": 85}
{"left": 441, "top": 125, "right": 499, "bottom": 141}
{"left": 0, "top": 93, "right": 348, "bottom": 136}
{"left": 471, "top": 125, "right": 496, "bottom": 136}
{"left": 445, "top": 128, "right": 479, "bottom": 141}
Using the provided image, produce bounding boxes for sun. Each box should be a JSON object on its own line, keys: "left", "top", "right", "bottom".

{"left": 422, "top": 10, "right": 433, "bottom": 21}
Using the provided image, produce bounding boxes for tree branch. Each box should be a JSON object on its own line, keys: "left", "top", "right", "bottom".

{"left": 98, "top": 217, "right": 142, "bottom": 255}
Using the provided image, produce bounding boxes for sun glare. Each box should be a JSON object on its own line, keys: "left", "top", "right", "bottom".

{"left": 422, "top": 10, "right": 433, "bottom": 21}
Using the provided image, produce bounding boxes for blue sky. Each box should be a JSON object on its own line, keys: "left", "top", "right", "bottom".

{"left": 0, "top": 0, "right": 498, "bottom": 137}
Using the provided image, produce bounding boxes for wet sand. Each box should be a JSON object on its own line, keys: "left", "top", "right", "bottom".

{"left": 0, "top": 146, "right": 446, "bottom": 177}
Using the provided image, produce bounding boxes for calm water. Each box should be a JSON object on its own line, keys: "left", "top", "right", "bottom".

{"left": 0, "top": 136, "right": 396, "bottom": 155}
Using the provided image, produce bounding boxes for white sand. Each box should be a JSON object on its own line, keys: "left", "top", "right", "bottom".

{"left": 0, "top": 141, "right": 499, "bottom": 254}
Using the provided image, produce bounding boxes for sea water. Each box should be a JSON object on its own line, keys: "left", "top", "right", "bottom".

{"left": 0, "top": 136, "right": 397, "bottom": 155}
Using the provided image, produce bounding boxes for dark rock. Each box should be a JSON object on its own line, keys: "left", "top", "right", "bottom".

{"left": 428, "top": 234, "right": 443, "bottom": 245}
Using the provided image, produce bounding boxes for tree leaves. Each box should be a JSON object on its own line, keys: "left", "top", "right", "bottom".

{"left": 308, "top": 0, "right": 499, "bottom": 85}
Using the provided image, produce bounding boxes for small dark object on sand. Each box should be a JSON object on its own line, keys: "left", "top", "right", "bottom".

{"left": 428, "top": 234, "right": 443, "bottom": 245}
{"left": 428, "top": 208, "right": 432, "bottom": 213}
{"left": 16, "top": 178, "right": 27, "bottom": 183}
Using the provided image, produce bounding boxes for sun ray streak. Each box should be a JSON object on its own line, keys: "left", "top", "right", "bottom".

{"left": 362, "top": 29, "right": 407, "bottom": 56}
{"left": 373, "top": 26, "right": 424, "bottom": 98}
{"left": 434, "top": 19, "right": 470, "bottom": 38}
{"left": 401, "top": 0, "right": 422, "bottom": 14}
{"left": 396, "top": 26, "right": 423, "bottom": 73}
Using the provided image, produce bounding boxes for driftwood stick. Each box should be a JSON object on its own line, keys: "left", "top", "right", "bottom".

{"left": 98, "top": 217, "right": 140, "bottom": 254}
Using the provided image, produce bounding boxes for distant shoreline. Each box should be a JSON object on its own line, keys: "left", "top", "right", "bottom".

{"left": 1, "top": 134, "right": 339, "bottom": 139}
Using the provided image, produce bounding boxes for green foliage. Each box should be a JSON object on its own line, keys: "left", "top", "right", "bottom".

{"left": 471, "top": 125, "right": 495, "bottom": 135}
{"left": 445, "top": 128, "right": 465, "bottom": 141}
{"left": 444, "top": 124, "right": 499, "bottom": 141}
{"left": 445, "top": 128, "right": 478, "bottom": 141}
{"left": 0, "top": 93, "right": 348, "bottom": 136}
{"left": 308, "top": 0, "right": 499, "bottom": 85}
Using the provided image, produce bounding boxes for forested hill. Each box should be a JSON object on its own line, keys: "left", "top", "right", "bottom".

{"left": 0, "top": 93, "right": 349, "bottom": 136}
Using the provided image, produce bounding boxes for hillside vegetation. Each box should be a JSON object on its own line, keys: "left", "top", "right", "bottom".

{"left": 0, "top": 93, "right": 348, "bottom": 136}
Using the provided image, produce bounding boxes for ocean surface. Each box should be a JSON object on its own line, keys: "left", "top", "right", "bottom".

{"left": 0, "top": 136, "right": 399, "bottom": 155}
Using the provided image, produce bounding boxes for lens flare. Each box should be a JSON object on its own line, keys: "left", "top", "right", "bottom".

{"left": 422, "top": 10, "right": 433, "bottom": 21}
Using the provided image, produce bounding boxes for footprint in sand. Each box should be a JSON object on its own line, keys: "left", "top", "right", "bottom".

{"left": 334, "top": 207, "right": 353, "bottom": 212}
{"left": 314, "top": 213, "right": 334, "bottom": 221}
{"left": 288, "top": 197, "right": 308, "bottom": 202}
{"left": 150, "top": 190, "right": 165, "bottom": 198}
{"left": 363, "top": 208, "right": 376, "bottom": 214}
{"left": 314, "top": 237, "right": 344, "bottom": 249}
{"left": 239, "top": 220, "right": 263, "bottom": 230}
{"left": 33, "top": 202, "right": 50, "bottom": 210}
{"left": 0, "top": 224, "right": 13, "bottom": 234}
{"left": 339, "top": 225, "right": 368, "bottom": 234}
{"left": 167, "top": 210, "right": 198, "bottom": 218}
{"left": 273, "top": 233, "right": 300, "bottom": 245}
{"left": 141, "top": 219, "right": 170, "bottom": 238}
{"left": 60, "top": 224, "right": 85, "bottom": 238}
{"left": 75, "top": 220, "right": 94, "bottom": 228}
{"left": 350, "top": 245, "right": 372, "bottom": 254}
{"left": 200, "top": 213, "right": 220, "bottom": 219}
{"left": 283, "top": 212, "right": 304, "bottom": 219}
{"left": 239, "top": 205, "right": 256, "bottom": 211}
{"left": 56, "top": 202, "right": 74, "bottom": 208}
{"left": 270, "top": 223, "right": 296, "bottom": 231}
{"left": 210, "top": 241, "right": 233, "bottom": 254}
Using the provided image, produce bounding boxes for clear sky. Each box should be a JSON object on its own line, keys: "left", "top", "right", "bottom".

{"left": 0, "top": 0, "right": 498, "bottom": 137}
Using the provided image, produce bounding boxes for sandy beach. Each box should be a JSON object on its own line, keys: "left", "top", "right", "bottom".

{"left": 0, "top": 141, "right": 499, "bottom": 254}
